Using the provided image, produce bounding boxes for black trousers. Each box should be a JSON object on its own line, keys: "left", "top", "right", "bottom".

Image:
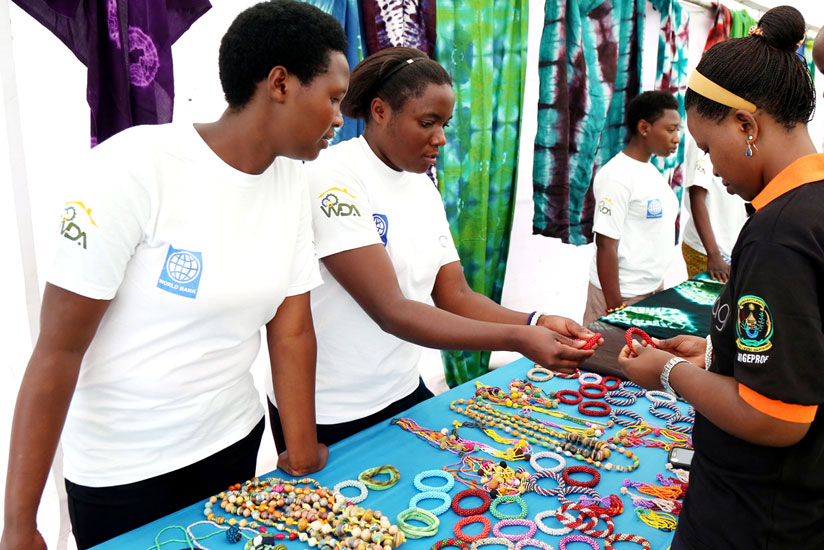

{"left": 65, "top": 418, "right": 264, "bottom": 549}
{"left": 268, "top": 378, "right": 434, "bottom": 450}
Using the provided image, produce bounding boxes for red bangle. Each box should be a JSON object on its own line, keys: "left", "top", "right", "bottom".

{"left": 625, "top": 327, "right": 656, "bottom": 354}
{"left": 578, "top": 400, "right": 611, "bottom": 417}
{"left": 431, "top": 539, "right": 471, "bottom": 550}
{"left": 561, "top": 466, "right": 601, "bottom": 488}
{"left": 578, "top": 383, "right": 607, "bottom": 399}
{"left": 580, "top": 332, "right": 602, "bottom": 350}
{"left": 454, "top": 515, "right": 492, "bottom": 542}
{"left": 557, "top": 390, "right": 583, "bottom": 405}
{"left": 601, "top": 376, "right": 622, "bottom": 391}
{"left": 451, "top": 489, "right": 491, "bottom": 516}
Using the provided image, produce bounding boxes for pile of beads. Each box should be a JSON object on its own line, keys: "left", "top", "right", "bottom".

{"left": 358, "top": 465, "right": 401, "bottom": 491}
{"left": 203, "top": 477, "right": 405, "bottom": 550}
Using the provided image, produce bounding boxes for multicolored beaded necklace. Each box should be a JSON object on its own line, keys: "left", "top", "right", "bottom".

{"left": 450, "top": 399, "right": 640, "bottom": 473}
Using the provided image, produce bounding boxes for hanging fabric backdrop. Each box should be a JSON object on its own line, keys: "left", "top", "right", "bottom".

{"left": 532, "top": 0, "right": 645, "bottom": 245}
{"left": 435, "top": 0, "right": 528, "bottom": 387}
{"left": 11, "top": 0, "right": 211, "bottom": 147}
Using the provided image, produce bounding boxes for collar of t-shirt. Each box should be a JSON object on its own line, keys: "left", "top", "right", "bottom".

{"left": 750, "top": 153, "right": 824, "bottom": 211}
{"left": 357, "top": 136, "right": 410, "bottom": 187}
{"left": 185, "top": 123, "right": 275, "bottom": 186}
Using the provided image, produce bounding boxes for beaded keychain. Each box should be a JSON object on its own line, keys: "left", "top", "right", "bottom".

{"left": 634, "top": 508, "right": 678, "bottom": 532}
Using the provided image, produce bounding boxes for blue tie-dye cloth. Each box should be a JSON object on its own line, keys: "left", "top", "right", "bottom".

{"left": 532, "top": 0, "right": 645, "bottom": 245}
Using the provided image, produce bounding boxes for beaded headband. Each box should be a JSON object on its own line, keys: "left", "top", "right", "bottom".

{"left": 376, "top": 56, "right": 429, "bottom": 89}
{"left": 687, "top": 69, "right": 757, "bottom": 113}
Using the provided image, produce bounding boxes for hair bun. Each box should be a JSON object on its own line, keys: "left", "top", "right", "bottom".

{"left": 757, "top": 5, "right": 806, "bottom": 51}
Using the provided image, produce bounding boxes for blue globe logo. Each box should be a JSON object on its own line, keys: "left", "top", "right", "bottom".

{"left": 166, "top": 251, "right": 201, "bottom": 283}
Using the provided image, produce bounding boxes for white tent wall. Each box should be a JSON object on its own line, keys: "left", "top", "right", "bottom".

{"left": 1, "top": 0, "right": 823, "bottom": 544}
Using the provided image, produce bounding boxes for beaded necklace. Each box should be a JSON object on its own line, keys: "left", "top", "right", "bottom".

{"left": 450, "top": 399, "right": 640, "bottom": 473}
{"left": 203, "top": 477, "right": 405, "bottom": 550}
{"left": 609, "top": 424, "right": 692, "bottom": 452}
{"left": 391, "top": 418, "right": 529, "bottom": 461}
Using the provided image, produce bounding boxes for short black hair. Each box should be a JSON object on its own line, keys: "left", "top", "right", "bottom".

{"left": 341, "top": 47, "right": 452, "bottom": 120}
{"left": 625, "top": 90, "right": 680, "bottom": 135}
{"left": 219, "top": 0, "right": 347, "bottom": 110}
{"left": 685, "top": 5, "right": 815, "bottom": 129}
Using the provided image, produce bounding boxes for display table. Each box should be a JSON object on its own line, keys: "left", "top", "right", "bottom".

{"left": 93, "top": 356, "right": 693, "bottom": 550}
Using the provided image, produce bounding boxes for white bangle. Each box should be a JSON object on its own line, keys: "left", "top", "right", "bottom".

{"left": 529, "top": 311, "right": 548, "bottom": 326}
{"left": 704, "top": 335, "right": 713, "bottom": 370}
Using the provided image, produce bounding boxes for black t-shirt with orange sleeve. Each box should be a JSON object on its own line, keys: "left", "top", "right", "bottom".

{"left": 677, "top": 155, "right": 824, "bottom": 550}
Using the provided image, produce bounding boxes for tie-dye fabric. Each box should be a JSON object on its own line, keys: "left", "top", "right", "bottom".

{"left": 648, "top": 0, "right": 689, "bottom": 237}
{"left": 435, "top": 0, "right": 528, "bottom": 386}
{"left": 362, "top": 0, "right": 436, "bottom": 57}
{"left": 704, "top": 2, "right": 730, "bottom": 51}
{"left": 12, "top": 0, "right": 210, "bottom": 146}
{"left": 303, "top": 0, "right": 365, "bottom": 143}
{"left": 532, "top": 0, "right": 645, "bottom": 244}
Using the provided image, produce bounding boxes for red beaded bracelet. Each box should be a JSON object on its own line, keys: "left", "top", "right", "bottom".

{"left": 578, "top": 383, "right": 607, "bottom": 399}
{"left": 580, "top": 332, "right": 602, "bottom": 351}
{"left": 578, "top": 400, "right": 611, "bottom": 417}
{"left": 625, "top": 328, "right": 656, "bottom": 356}
{"left": 562, "top": 466, "right": 601, "bottom": 488}
{"left": 454, "top": 515, "right": 492, "bottom": 542}
{"left": 601, "top": 376, "right": 622, "bottom": 391}
{"left": 604, "top": 533, "right": 651, "bottom": 550}
{"left": 431, "top": 538, "right": 472, "bottom": 550}
{"left": 452, "top": 489, "right": 491, "bottom": 516}
{"left": 556, "top": 390, "right": 583, "bottom": 405}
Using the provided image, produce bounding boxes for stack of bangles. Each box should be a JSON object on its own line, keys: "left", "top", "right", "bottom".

{"left": 358, "top": 465, "right": 401, "bottom": 490}
{"left": 396, "top": 507, "right": 439, "bottom": 539}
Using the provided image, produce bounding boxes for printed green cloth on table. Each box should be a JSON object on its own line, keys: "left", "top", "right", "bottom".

{"left": 532, "top": 0, "right": 645, "bottom": 245}
{"left": 435, "top": 0, "right": 528, "bottom": 386}
{"left": 600, "top": 278, "right": 723, "bottom": 339}
{"left": 648, "top": 0, "right": 689, "bottom": 238}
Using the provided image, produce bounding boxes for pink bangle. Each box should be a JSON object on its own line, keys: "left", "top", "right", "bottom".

{"left": 491, "top": 519, "right": 538, "bottom": 542}
{"left": 559, "top": 534, "right": 599, "bottom": 550}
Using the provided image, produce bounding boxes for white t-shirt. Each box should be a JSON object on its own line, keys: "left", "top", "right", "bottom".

{"left": 682, "top": 138, "right": 747, "bottom": 259}
{"left": 50, "top": 123, "right": 321, "bottom": 487}
{"left": 588, "top": 151, "right": 679, "bottom": 297}
{"left": 268, "top": 136, "right": 460, "bottom": 424}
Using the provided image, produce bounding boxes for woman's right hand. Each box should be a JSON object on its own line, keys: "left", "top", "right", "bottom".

{"left": 0, "top": 527, "right": 47, "bottom": 550}
{"left": 652, "top": 334, "right": 708, "bottom": 368}
{"left": 519, "top": 325, "right": 595, "bottom": 373}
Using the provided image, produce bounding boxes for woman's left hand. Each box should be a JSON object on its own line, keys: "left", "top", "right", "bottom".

{"left": 538, "top": 315, "right": 603, "bottom": 348}
{"left": 617, "top": 342, "right": 676, "bottom": 390}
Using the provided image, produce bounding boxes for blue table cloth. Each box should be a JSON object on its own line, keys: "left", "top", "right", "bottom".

{"left": 93, "top": 357, "right": 688, "bottom": 550}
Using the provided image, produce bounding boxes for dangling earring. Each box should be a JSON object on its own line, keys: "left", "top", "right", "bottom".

{"left": 746, "top": 135, "right": 758, "bottom": 158}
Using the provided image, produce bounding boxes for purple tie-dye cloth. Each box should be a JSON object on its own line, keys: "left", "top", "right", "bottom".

{"left": 12, "top": 0, "right": 211, "bottom": 146}
{"left": 361, "top": 0, "right": 436, "bottom": 57}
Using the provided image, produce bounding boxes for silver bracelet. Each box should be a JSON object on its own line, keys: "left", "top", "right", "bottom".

{"left": 704, "top": 335, "right": 713, "bottom": 370}
{"left": 661, "top": 357, "right": 691, "bottom": 399}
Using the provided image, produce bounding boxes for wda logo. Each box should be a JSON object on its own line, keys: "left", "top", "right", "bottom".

{"left": 60, "top": 201, "right": 97, "bottom": 249}
{"left": 157, "top": 245, "right": 203, "bottom": 298}
{"left": 318, "top": 187, "right": 361, "bottom": 218}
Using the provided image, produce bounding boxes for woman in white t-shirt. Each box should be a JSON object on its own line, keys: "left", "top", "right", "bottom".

{"left": 583, "top": 91, "right": 682, "bottom": 326}
{"left": 267, "top": 47, "right": 600, "bottom": 449}
{"left": 2, "top": 2, "right": 348, "bottom": 548}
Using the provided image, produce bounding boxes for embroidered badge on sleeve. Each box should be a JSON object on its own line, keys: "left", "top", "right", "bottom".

{"left": 736, "top": 295, "right": 773, "bottom": 354}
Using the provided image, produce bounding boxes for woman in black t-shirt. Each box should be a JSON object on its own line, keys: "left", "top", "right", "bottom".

{"left": 618, "top": 6, "right": 824, "bottom": 549}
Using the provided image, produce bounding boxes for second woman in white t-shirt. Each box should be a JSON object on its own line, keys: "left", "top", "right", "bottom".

{"left": 267, "top": 47, "right": 600, "bottom": 447}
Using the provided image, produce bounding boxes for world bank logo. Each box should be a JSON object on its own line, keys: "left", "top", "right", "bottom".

{"left": 157, "top": 245, "right": 203, "bottom": 298}
{"left": 166, "top": 251, "right": 201, "bottom": 283}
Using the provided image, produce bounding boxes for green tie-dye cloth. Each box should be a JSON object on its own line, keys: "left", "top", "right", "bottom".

{"left": 435, "top": 0, "right": 528, "bottom": 386}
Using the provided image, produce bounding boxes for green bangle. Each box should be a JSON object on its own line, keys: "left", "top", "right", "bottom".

{"left": 396, "top": 507, "right": 440, "bottom": 539}
{"left": 489, "top": 495, "right": 528, "bottom": 520}
{"left": 358, "top": 464, "right": 401, "bottom": 490}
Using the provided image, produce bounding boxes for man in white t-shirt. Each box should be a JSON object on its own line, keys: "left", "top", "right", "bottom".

{"left": 681, "top": 137, "right": 747, "bottom": 281}
{"left": 2, "top": 2, "right": 349, "bottom": 548}
{"left": 583, "top": 91, "right": 682, "bottom": 326}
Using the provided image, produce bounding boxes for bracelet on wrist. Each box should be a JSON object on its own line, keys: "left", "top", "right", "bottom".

{"left": 704, "top": 335, "right": 713, "bottom": 370}
{"left": 605, "top": 304, "right": 627, "bottom": 314}
{"left": 527, "top": 311, "right": 548, "bottom": 326}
